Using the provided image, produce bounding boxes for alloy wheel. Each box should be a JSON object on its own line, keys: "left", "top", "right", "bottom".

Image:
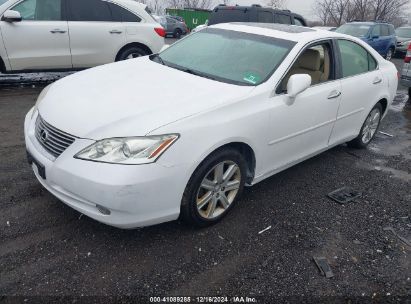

{"left": 361, "top": 108, "right": 381, "bottom": 144}
{"left": 196, "top": 161, "right": 241, "bottom": 219}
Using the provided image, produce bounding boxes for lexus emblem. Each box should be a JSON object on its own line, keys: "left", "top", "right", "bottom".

{"left": 39, "top": 129, "right": 49, "bottom": 143}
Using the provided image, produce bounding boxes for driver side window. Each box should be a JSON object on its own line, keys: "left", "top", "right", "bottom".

{"left": 281, "top": 42, "right": 333, "bottom": 91}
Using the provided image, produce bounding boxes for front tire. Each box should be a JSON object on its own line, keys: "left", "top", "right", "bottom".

{"left": 347, "top": 103, "right": 382, "bottom": 149}
{"left": 180, "top": 148, "right": 247, "bottom": 227}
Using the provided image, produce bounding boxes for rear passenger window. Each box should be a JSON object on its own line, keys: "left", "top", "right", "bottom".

{"left": 258, "top": 11, "right": 273, "bottom": 23}
{"left": 338, "top": 40, "right": 376, "bottom": 77}
{"left": 371, "top": 25, "right": 381, "bottom": 37}
{"left": 68, "top": 0, "right": 111, "bottom": 22}
{"left": 109, "top": 3, "right": 141, "bottom": 22}
{"left": 275, "top": 14, "right": 291, "bottom": 24}
{"left": 381, "top": 25, "right": 389, "bottom": 36}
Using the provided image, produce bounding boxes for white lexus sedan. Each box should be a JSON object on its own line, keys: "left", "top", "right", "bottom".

{"left": 24, "top": 24, "right": 398, "bottom": 228}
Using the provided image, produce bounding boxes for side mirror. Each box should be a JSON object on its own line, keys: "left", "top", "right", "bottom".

{"left": 286, "top": 74, "right": 311, "bottom": 101}
{"left": 160, "top": 44, "right": 170, "bottom": 52}
{"left": 2, "top": 10, "right": 22, "bottom": 22}
{"left": 371, "top": 35, "right": 379, "bottom": 40}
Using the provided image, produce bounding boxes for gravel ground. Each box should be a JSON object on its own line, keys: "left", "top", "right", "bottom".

{"left": 0, "top": 58, "right": 410, "bottom": 303}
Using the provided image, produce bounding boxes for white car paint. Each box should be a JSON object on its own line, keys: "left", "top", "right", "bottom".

{"left": 0, "top": 0, "right": 164, "bottom": 72}
{"left": 24, "top": 23, "right": 398, "bottom": 228}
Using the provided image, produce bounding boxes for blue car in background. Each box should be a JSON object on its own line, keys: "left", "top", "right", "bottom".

{"left": 336, "top": 22, "right": 397, "bottom": 60}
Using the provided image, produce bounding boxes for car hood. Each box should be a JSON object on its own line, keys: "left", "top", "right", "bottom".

{"left": 38, "top": 57, "right": 254, "bottom": 139}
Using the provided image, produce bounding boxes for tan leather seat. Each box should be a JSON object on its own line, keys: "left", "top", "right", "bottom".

{"left": 289, "top": 49, "right": 323, "bottom": 84}
{"left": 281, "top": 49, "right": 326, "bottom": 91}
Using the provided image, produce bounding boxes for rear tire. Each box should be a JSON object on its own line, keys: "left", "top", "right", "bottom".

{"left": 117, "top": 46, "right": 149, "bottom": 61}
{"left": 180, "top": 148, "right": 247, "bottom": 227}
{"left": 174, "top": 29, "right": 182, "bottom": 39}
{"left": 385, "top": 47, "right": 394, "bottom": 61}
{"left": 347, "top": 103, "right": 382, "bottom": 149}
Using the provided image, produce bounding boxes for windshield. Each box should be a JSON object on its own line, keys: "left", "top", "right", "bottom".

{"left": 336, "top": 24, "right": 371, "bottom": 37}
{"left": 158, "top": 28, "right": 295, "bottom": 86}
{"left": 396, "top": 28, "right": 411, "bottom": 38}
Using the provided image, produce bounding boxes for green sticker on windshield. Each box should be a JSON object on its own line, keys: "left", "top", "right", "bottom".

{"left": 243, "top": 72, "right": 261, "bottom": 85}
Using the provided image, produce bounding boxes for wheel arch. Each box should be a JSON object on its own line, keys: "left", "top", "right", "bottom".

{"left": 195, "top": 141, "right": 257, "bottom": 185}
{"left": 115, "top": 42, "right": 153, "bottom": 61}
{"left": 378, "top": 97, "right": 388, "bottom": 116}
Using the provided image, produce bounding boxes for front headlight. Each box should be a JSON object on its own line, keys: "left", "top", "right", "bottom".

{"left": 74, "top": 134, "right": 179, "bottom": 165}
{"left": 31, "top": 84, "right": 52, "bottom": 118}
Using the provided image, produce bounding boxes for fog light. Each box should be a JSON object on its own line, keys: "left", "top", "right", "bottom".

{"left": 96, "top": 204, "right": 111, "bottom": 215}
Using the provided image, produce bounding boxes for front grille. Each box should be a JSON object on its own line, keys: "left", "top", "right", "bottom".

{"left": 35, "top": 115, "right": 76, "bottom": 157}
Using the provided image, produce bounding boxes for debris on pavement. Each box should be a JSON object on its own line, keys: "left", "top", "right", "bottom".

{"left": 378, "top": 131, "right": 394, "bottom": 137}
{"left": 383, "top": 226, "right": 411, "bottom": 247}
{"left": 328, "top": 187, "right": 361, "bottom": 204}
{"left": 313, "top": 257, "right": 334, "bottom": 278}
{"left": 258, "top": 226, "right": 272, "bottom": 234}
{"left": 6, "top": 221, "right": 10, "bottom": 227}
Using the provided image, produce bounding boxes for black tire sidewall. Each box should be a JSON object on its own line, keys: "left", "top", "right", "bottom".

{"left": 118, "top": 47, "right": 147, "bottom": 61}
{"left": 174, "top": 29, "right": 182, "bottom": 39}
{"left": 353, "top": 103, "right": 383, "bottom": 148}
{"left": 181, "top": 149, "right": 247, "bottom": 227}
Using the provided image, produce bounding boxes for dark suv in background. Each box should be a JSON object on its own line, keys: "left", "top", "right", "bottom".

{"left": 208, "top": 5, "right": 307, "bottom": 27}
{"left": 335, "top": 21, "right": 397, "bottom": 60}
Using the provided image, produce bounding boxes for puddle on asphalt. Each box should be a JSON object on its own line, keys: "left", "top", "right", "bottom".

{"left": 356, "top": 159, "right": 411, "bottom": 182}
{"left": 368, "top": 91, "right": 411, "bottom": 160}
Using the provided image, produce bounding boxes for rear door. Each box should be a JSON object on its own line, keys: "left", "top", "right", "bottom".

{"left": 0, "top": 0, "right": 71, "bottom": 70}
{"left": 379, "top": 24, "right": 391, "bottom": 54}
{"left": 67, "top": 0, "right": 126, "bottom": 68}
{"left": 369, "top": 25, "right": 384, "bottom": 55}
{"left": 329, "top": 39, "right": 384, "bottom": 145}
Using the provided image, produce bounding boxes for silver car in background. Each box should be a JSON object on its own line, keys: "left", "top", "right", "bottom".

{"left": 154, "top": 15, "right": 188, "bottom": 39}
{"left": 396, "top": 27, "right": 411, "bottom": 56}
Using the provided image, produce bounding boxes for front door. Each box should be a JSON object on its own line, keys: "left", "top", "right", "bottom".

{"left": 266, "top": 41, "right": 341, "bottom": 173}
{"left": 0, "top": 0, "right": 71, "bottom": 71}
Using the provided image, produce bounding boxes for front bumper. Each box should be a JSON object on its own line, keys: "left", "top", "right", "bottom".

{"left": 24, "top": 109, "right": 187, "bottom": 228}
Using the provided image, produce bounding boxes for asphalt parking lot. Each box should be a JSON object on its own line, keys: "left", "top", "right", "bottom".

{"left": 0, "top": 56, "right": 410, "bottom": 302}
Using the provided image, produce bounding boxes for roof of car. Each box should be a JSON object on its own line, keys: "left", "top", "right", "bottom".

{"left": 211, "top": 22, "right": 346, "bottom": 43}
{"left": 213, "top": 5, "right": 305, "bottom": 20}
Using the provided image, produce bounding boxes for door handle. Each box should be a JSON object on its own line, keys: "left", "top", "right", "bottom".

{"left": 373, "top": 77, "right": 383, "bottom": 84}
{"left": 327, "top": 90, "right": 341, "bottom": 99}
{"left": 109, "top": 30, "right": 123, "bottom": 34}
{"left": 50, "top": 29, "right": 66, "bottom": 34}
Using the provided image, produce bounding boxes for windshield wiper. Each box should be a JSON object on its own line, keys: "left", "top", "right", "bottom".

{"left": 181, "top": 68, "right": 217, "bottom": 81}
{"left": 150, "top": 54, "right": 165, "bottom": 65}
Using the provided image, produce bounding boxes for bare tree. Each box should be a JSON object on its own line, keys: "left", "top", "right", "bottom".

{"left": 313, "top": 0, "right": 409, "bottom": 26}
{"left": 167, "top": 0, "right": 213, "bottom": 9}
{"left": 266, "top": 0, "right": 287, "bottom": 9}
